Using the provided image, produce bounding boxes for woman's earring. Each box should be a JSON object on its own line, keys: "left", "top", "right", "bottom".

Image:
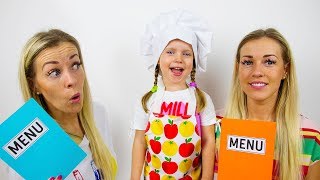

{"left": 36, "top": 92, "right": 40, "bottom": 95}
{"left": 283, "top": 73, "right": 287, "bottom": 79}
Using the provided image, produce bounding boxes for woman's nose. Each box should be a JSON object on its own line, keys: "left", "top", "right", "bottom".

{"left": 251, "top": 64, "right": 264, "bottom": 77}
{"left": 64, "top": 71, "right": 77, "bottom": 88}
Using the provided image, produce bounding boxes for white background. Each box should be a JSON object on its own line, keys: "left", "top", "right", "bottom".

{"left": 0, "top": 0, "right": 319, "bottom": 179}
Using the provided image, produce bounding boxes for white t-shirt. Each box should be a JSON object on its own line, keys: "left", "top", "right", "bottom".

{"left": 65, "top": 136, "right": 102, "bottom": 180}
{"left": 132, "top": 88, "right": 217, "bottom": 131}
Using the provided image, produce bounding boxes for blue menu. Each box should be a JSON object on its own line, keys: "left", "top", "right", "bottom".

{"left": 0, "top": 98, "right": 87, "bottom": 180}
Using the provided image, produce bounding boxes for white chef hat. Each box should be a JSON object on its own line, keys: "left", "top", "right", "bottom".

{"left": 140, "top": 9, "right": 213, "bottom": 72}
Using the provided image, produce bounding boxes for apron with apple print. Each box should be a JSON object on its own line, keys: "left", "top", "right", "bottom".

{"left": 144, "top": 87, "right": 202, "bottom": 180}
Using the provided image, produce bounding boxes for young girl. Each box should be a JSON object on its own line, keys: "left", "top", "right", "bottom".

{"left": 131, "top": 10, "right": 216, "bottom": 179}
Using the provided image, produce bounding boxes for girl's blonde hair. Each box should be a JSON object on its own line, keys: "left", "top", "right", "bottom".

{"left": 142, "top": 59, "right": 206, "bottom": 113}
{"left": 19, "top": 29, "right": 117, "bottom": 179}
{"left": 225, "top": 28, "right": 302, "bottom": 180}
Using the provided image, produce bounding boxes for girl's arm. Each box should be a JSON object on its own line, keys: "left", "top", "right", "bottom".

{"left": 201, "top": 124, "right": 215, "bottom": 180}
{"left": 305, "top": 161, "right": 320, "bottom": 180}
{"left": 131, "top": 130, "right": 147, "bottom": 180}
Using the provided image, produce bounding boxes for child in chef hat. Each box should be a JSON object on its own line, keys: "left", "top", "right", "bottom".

{"left": 131, "top": 9, "right": 216, "bottom": 179}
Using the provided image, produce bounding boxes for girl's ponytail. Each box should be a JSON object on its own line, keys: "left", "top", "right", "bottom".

{"left": 141, "top": 64, "right": 160, "bottom": 113}
{"left": 190, "top": 66, "right": 206, "bottom": 113}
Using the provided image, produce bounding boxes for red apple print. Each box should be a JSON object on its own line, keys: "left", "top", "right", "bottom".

{"left": 181, "top": 115, "right": 191, "bottom": 119}
{"left": 146, "top": 150, "right": 151, "bottom": 163}
{"left": 192, "top": 153, "right": 200, "bottom": 168}
{"left": 179, "top": 138, "right": 195, "bottom": 157}
{"left": 149, "top": 170, "right": 160, "bottom": 180}
{"left": 179, "top": 175, "right": 192, "bottom": 180}
{"left": 162, "top": 157, "right": 178, "bottom": 174}
{"left": 164, "top": 119, "right": 178, "bottom": 139}
{"left": 153, "top": 112, "right": 164, "bottom": 118}
{"left": 150, "top": 136, "right": 161, "bottom": 154}
{"left": 145, "top": 121, "right": 150, "bottom": 132}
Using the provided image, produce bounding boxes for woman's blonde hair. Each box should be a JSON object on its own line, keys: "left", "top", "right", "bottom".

{"left": 142, "top": 60, "right": 206, "bottom": 113}
{"left": 225, "top": 28, "right": 302, "bottom": 180}
{"left": 19, "top": 29, "right": 117, "bottom": 179}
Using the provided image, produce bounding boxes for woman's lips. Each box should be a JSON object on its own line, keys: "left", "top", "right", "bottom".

{"left": 249, "top": 82, "right": 267, "bottom": 89}
{"left": 70, "top": 93, "right": 81, "bottom": 103}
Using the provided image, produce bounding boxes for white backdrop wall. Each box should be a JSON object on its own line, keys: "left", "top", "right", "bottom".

{"left": 0, "top": 0, "right": 319, "bottom": 179}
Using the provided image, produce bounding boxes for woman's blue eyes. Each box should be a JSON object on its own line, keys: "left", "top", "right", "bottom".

{"left": 72, "top": 62, "right": 82, "bottom": 70}
{"left": 265, "top": 59, "right": 276, "bottom": 65}
{"left": 47, "top": 69, "right": 61, "bottom": 78}
{"left": 47, "top": 62, "right": 82, "bottom": 78}
{"left": 241, "top": 59, "right": 276, "bottom": 66}
{"left": 241, "top": 60, "right": 253, "bottom": 65}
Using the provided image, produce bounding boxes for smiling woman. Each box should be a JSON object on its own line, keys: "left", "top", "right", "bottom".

{"left": 214, "top": 28, "right": 320, "bottom": 180}
{"left": 13, "top": 29, "right": 118, "bottom": 180}
{"left": 237, "top": 37, "right": 287, "bottom": 109}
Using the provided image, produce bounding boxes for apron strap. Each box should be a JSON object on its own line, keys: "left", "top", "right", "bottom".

{"left": 195, "top": 112, "right": 202, "bottom": 137}
{"left": 189, "top": 87, "right": 202, "bottom": 137}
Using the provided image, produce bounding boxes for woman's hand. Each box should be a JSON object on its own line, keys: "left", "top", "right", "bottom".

{"left": 305, "top": 161, "right": 320, "bottom": 180}
{"left": 48, "top": 175, "right": 62, "bottom": 180}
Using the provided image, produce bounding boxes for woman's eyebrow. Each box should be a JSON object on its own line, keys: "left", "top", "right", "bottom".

{"left": 263, "top": 54, "right": 278, "bottom": 58}
{"left": 69, "top": 53, "right": 79, "bottom": 59}
{"left": 42, "top": 61, "right": 59, "bottom": 70}
{"left": 241, "top": 55, "right": 253, "bottom": 58}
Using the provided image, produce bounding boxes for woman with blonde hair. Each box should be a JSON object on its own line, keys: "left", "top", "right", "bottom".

{"left": 214, "top": 28, "right": 320, "bottom": 179}
{"left": 11, "top": 29, "right": 117, "bottom": 179}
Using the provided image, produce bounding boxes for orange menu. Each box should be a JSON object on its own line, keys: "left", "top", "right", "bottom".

{"left": 217, "top": 118, "right": 276, "bottom": 180}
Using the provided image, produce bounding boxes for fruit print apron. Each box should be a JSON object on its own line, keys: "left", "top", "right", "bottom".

{"left": 144, "top": 87, "right": 202, "bottom": 180}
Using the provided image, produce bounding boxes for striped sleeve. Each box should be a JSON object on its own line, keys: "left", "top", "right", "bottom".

{"left": 301, "top": 128, "right": 320, "bottom": 165}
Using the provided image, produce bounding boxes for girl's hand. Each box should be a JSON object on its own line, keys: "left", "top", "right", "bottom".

{"left": 48, "top": 175, "right": 62, "bottom": 180}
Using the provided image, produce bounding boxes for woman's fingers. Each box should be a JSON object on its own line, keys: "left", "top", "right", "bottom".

{"left": 48, "top": 175, "right": 62, "bottom": 180}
